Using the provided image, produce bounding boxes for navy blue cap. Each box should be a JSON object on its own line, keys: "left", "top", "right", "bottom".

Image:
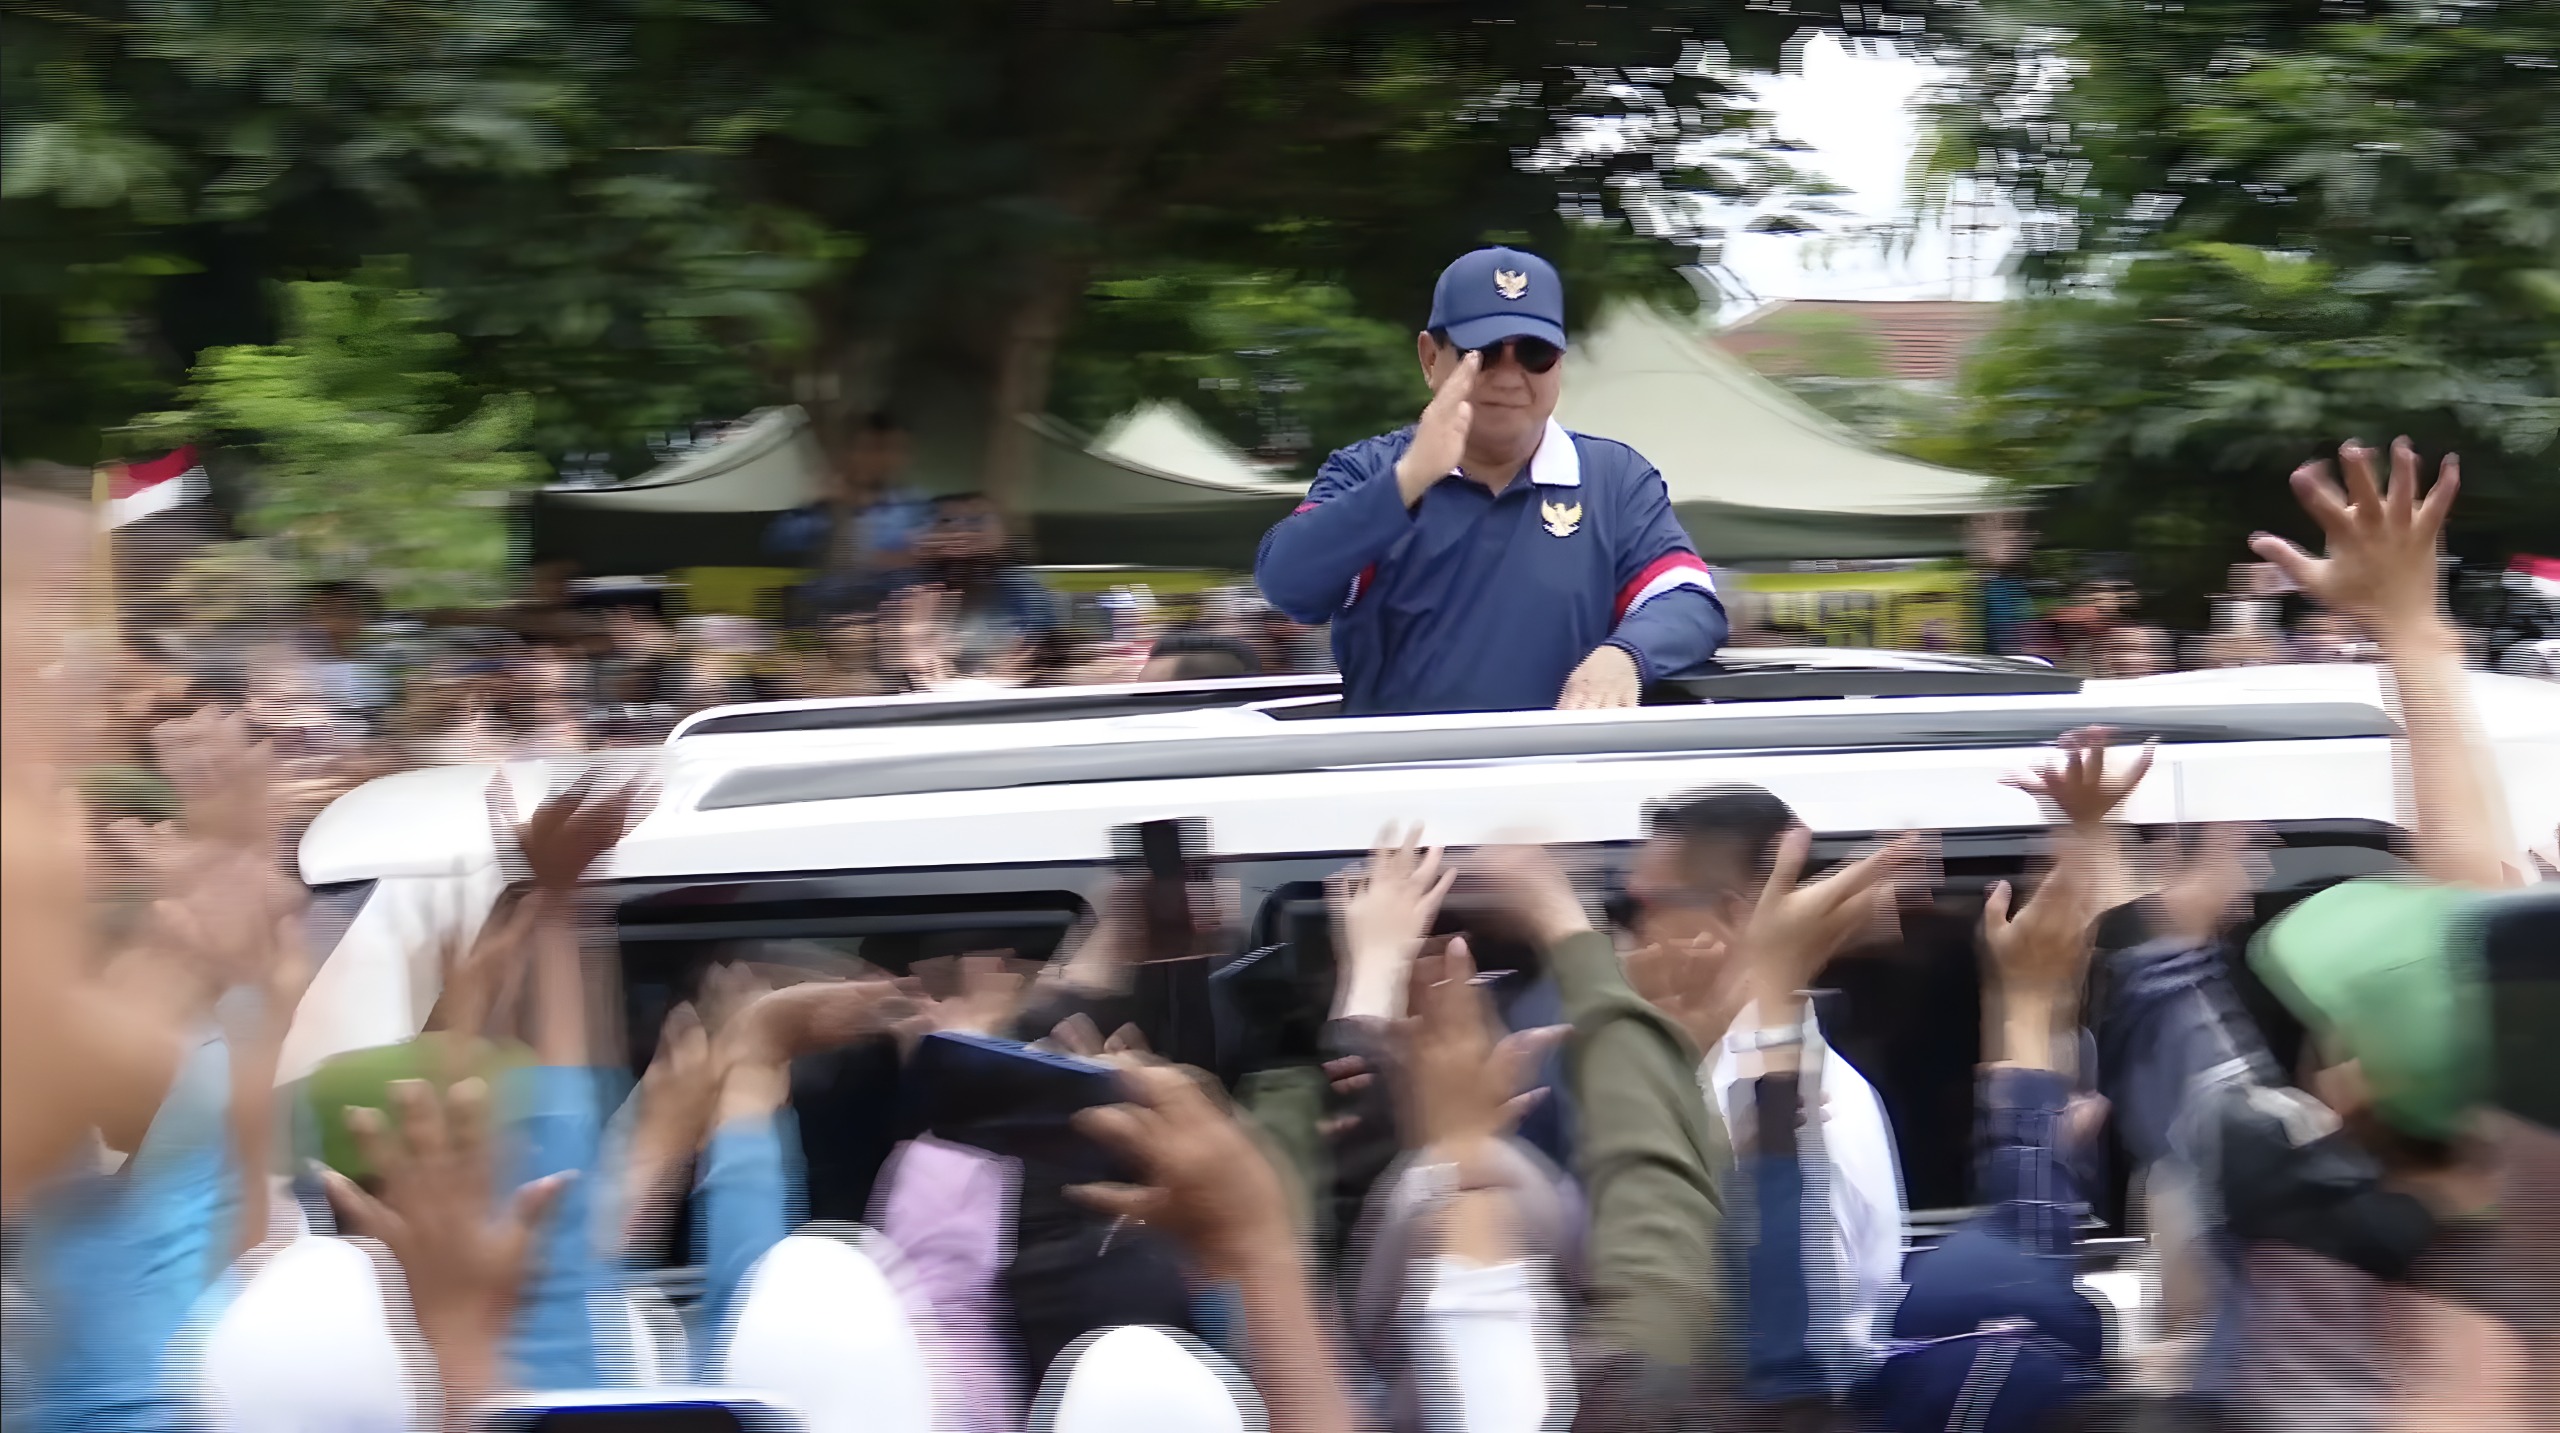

{"left": 1427, "top": 246, "right": 1567, "bottom": 353}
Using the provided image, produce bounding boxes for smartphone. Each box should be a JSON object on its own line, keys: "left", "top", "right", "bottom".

{"left": 907, "top": 1030, "right": 1133, "bottom": 1184}
{"left": 474, "top": 1392, "right": 796, "bottom": 1431}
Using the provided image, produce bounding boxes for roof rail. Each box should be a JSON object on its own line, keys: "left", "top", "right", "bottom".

{"left": 670, "top": 674, "right": 1337, "bottom": 738}
{"left": 671, "top": 652, "right": 2078, "bottom": 739}
{"left": 699, "top": 699, "right": 2395, "bottom": 811}
{"left": 1656, "top": 668, "right": 2081, "bottom": 702}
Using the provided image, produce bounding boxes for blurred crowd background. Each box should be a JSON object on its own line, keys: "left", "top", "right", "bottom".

{"left": 5, "top": 0, "right": 2554, "bottom": 726}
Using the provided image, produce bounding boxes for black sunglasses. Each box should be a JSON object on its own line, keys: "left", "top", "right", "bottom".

{"left": 1458, "top": 335, "right": 1563, "bottom": 375}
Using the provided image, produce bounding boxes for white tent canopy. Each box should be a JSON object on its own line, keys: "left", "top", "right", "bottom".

{"left": 1088, "top": 401, "right": 1289, "bottom": 492}
{"left": 1554, "top": 304, "right": 2013, "bottom": 560}
{"left": 545, "top": 406, "right": 826, "bottom": 513}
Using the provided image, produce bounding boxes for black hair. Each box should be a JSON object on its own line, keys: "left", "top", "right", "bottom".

{"left": 860, "top": 411, "right": 905, "bottom": 436}
{"left": 1426, "top": 327, "right": 1452, "bottom": 349}
{"left": 931, "top": 491, "right": 994, "bottom": 511}
{"left": 1146, "top": 631, "right": 1262, "bottom": 682}
{"left": 1644, "top": 783, "right": 1799, "bottom": 895}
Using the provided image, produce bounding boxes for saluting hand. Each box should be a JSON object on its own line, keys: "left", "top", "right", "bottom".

{"left": 1395, "top": 351, "right": 1479, "bottom": 508}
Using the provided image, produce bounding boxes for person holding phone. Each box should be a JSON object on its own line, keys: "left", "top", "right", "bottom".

{"left": 1255, "top": 247, "right": 1726, "bottom": 715}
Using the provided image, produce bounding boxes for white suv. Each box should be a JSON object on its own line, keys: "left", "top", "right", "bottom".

{"left": 284, "top": 651, "right": 2560, "bottom": 1331}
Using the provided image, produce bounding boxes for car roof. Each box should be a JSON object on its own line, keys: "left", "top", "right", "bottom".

{"left": 662, "top": 648, "right": 2073, "bottom": 742}
{"left": 300, "top": 664, "right": 2560, "bottom": 885}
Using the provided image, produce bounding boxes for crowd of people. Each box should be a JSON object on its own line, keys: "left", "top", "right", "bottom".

{"left": 4, "top": 438, "right": 2553, "bottom": 1433}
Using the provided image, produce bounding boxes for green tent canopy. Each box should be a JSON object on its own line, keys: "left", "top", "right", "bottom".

{"left": 531, "top": 404, "right": 1304, "bottom": 575}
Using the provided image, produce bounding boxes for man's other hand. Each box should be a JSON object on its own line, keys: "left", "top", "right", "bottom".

{"left": 1557, "top": 643, "right": 1641, "bottom": 710}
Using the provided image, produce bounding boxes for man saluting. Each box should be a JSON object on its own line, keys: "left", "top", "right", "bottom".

{"left": 1256, "top": 247, "right": 1726, "bottom": 715}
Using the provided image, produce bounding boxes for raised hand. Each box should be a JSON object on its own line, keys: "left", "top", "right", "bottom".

{"left": 1394, "top": 350, "right": 1481, "bottom": 507}
{"left": 623, "top": 1003, "right": 717, "bottom": 1258}
{"left": 2003, "top": 726, "right": 2155, "bottom": 829}
{"left": 1465, "top": 841, "right": 1594, "bottom": 951}
{"left": 110, "top": 819, "right": 301, "bottom": 985}
{"left": 491, "top": 770, "right": 656, "bottom": 893}
{"left": 150, "top": 706, "right": 285, "bottom": 859}
{"left": 635, "top": 1003, "right": 717, "bottom": 1155}
{"left": 710, "top": 965, "right": 908, "bottom": 1121}
{"left": 1625, "top": 925, "right": 1744, "bottom": 1059}
{"left": 712, "top": 966, "right": 906, "bottom": 1073}
{"left": 1397, "top": 937, "right": 1556, "bottom": 1155}
{"left": 2149, "top": 823, "right": 2273, "bottom": 946}
{"left": 322, "top": 1077, "right": 572, "bottom": 1410}
{"left": 1737, "top": 827, "right": 1917, "bottom": 1011}
{"left": 1333, "top": 825, "right": 1454, "bottom": 1019}
{"left": 424, "top": 894, "right": 539, "bottom": 1041}
{"left": 1069, "top": 1061, "right": 1295, "bottom": 1280}
{"left": 2249, "top": 437, "right": 2456, "bottom": 635}
{"left": 1979, "top": 854, "right": 2100, "bottom": 1005}
{"left": 1979, "top": 842, "right": 2103, "bottom": 1072}
{"left": 896, "top": 952, "right": 1031, "bottom": 1046}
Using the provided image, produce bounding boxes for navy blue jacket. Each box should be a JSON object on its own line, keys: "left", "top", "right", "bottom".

{"left": 1256, "top": 419, "right": 1727, "bottom": 715}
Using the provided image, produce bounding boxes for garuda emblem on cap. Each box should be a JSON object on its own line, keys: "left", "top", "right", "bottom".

{"left": 1540, "top": 499, "right": 1581, "bottom": 538}
{"left": 1493, "top": 269, "right": 1529, "bottom": 301}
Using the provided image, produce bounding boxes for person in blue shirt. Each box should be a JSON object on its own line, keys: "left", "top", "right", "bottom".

{"left": 765, "top": 412, "right": 935, "bottom": 615}
{"left": 1256, "top": 246, "right": 1727, "bottom": 715}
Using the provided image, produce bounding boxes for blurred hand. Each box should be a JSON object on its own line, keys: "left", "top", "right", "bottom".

{"left": 425, "top": 895, "right": 539, "bottom": 1040}
{"left": 1333, "top": 825, "right": 1454, "bottom": 1019}
{"left": 896, "top": 952, "right": 1030, "bottom": 1050}
{"left": 2151, "top": 824, "right": 2273, "bottom": 946}
{"left": 2003, "top": 726, "right": 2156, "bottom": 829}
{"left": 322, "top": 1078, "right": 571, "bottom": 1406}
{"left": 1395, "top": 350, "right": 1479, "bottom": 506}
{"left": 2249, "top": 437, "right": 2456, "bottom": 637}
{"left": 1466, "top": 842, "right": 1592, "bottom": 951}
{"left": 1069, "top": 1061, "right": 1295, "bottom": 1279}
{"left": 109, "top": 819, "right": 308, "bottom": 1023}
{"left": 883, "top": 584, "right": 958, "bottom": 689}
{"left": 1980, "top": 851, "right": 2101, "bottom": 1003}
{"left": 1625, "top": 925, "right": 1744, "bottom": 1058}
{"left": 711, "top": 965, "right": 906, "bottom": 1073}
{"left": 634, "top": 1003, "right": 717, "bottom": 1155}
{"left": 1556, "top": 643, "right": 1641, "bottom": 711}
{"left": 150, "top": 706, "right": 284, "bottom": 858}
{"left": 1738, "top": 828, "right": 1917, "bottom": 1009}
{"left": 1397, "top": 937, "right": 1556, "bottom": 1155}
{"left": 492, "top": 770, "right": 655, "bottom": 893}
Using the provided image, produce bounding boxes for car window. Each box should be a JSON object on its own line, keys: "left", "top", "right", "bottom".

{"left": 603, "top": 818, "right": 2409, "bottom": 1257}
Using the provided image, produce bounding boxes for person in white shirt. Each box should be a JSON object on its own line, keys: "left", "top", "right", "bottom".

{"left": 1623, "top": 784, "right": 1910, "bottom": 1386}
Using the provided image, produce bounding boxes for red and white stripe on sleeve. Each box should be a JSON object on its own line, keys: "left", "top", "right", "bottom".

{"left": 1612, "top": 552, "right": 1716, "bottom": 624}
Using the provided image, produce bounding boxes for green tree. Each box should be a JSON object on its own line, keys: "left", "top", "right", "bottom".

{"left": 7, "top": 0, "right": 1935, "bottom": 499}
{"left": 1917, "top": 0, "right": 2560, "bottom": 617}
{"left": 152, "top": 263, "right": 545, "bottom": 607}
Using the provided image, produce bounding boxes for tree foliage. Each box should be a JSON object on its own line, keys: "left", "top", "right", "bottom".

{"left": 6, "top": 0, "right": 1935, "bottom": 496}
{"left": 148, "top": 263, "right": 546, "bottom": 607}
{"left": 1917, "top": 0, "right": 2560, "bottom": 612}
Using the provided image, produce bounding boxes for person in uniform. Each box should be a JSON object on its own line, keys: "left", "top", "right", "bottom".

{"left": 1255, "top": 246, "right": 1725, "bottom": 715}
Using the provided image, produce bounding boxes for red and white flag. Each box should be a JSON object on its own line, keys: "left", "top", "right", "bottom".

{"left": 102, "top": 446, "right": 208, "bottom": 529}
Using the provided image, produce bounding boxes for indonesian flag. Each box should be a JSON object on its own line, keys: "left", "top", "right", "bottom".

{"left": 2512, "top": 555, "right": 2560, "bottom": 602}
{"left": 102, "top": 446, "right": 209, "bottom": 529}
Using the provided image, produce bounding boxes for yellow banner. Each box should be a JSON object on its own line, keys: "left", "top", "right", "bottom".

{"left": 1730, "top": 565, "right": 1975, "bottom": 651}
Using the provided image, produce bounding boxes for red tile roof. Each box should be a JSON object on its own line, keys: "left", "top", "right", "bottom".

{"left": 1712, "top": 299, "right": 2005, "bottom": 383}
